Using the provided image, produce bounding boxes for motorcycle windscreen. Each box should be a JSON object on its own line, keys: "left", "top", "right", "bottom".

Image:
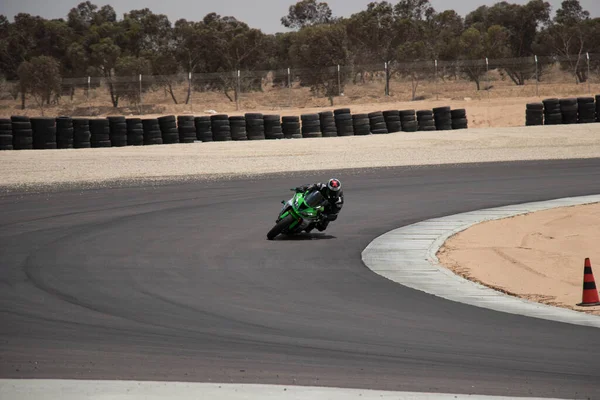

{"left": 303, "top": 190, "right": 326, "bottom": 208}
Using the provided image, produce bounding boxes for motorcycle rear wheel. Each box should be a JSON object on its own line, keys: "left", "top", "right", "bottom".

{"left": 267, "top": 214, "right": 295, "bottom": 240}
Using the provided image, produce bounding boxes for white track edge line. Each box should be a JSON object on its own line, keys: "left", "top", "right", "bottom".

{"left": 361, "top": 194, "right": 600, "bottom": 328}
{"left": 0, "top": 380, "right": 569, "bottom": 400}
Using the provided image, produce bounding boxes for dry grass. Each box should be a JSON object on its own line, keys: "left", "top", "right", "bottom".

{"left": 1, "top": 66, "right": 599, "bottom": 129}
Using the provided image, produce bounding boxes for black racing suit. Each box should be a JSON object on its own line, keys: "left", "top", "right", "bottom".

{"left": 293, "top": 183, "right": 344, "bottom": 231}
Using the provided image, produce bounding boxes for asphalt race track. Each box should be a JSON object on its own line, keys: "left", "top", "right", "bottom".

{"left": 1, "top": 159, "right": 600, "bottom": 398}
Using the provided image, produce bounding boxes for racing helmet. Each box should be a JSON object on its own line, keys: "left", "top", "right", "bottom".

{"left": 326, "top": 178, "right": 342, "bottom": 196}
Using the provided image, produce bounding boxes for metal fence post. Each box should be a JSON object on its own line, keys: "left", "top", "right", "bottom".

{"left": 534, "top": 55, "right": 539, "bottom": 97}
{"left": 587, "top": 52, "right": 591, "bottom": 94}
{"left": 434, "top": 60, "right": 438, "bottom": 100}
{"left": 337, "top": 64, "right": 342, "bottom": 97}
{"left": 139, "top": 74, "right": 143, "bottom": 114}
{"left": 485, "top": 57, "right": 490, "bottom": 100}
{"left": 236, "top": 70, "right": 241, "bottom": 111}
{"left": 384, "top": 62, "right": 389, "bottom": 96}
{"left": 288, "top": 67, "right": 292, "bottom": 107}
{"left": 189, "top": 72, "right": 192, "bottom": 113}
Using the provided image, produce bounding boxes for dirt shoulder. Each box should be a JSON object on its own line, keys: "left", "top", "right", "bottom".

{"left": 438, "top": 203, "right": 600, "bottom": 316}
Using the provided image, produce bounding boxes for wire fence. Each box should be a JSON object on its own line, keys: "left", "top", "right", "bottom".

{"left": 2, "top": 53, "right": 600, "bottom": 116}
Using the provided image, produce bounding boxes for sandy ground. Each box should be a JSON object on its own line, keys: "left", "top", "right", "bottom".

{"left": 438, "top": 203, "right": 600, "bottom": 316}
{"left": 1, "top": 123, "right": 600, "bottom": 190}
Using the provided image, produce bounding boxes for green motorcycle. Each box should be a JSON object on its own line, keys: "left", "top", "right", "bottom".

{"left": 267, "top": 189, "right": 329, "bottom": 240}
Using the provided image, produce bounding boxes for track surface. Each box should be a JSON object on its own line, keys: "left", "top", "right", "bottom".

{"left": 1, "top": 159, "right": 600, "bottom": 398}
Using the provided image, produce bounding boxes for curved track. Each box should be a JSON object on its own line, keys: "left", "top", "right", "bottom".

{"left": 1, "top": 159, "right": 600, "bottom": 398}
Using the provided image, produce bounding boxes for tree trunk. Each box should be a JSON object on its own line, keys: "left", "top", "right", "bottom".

{"left": 184, "top": 78, "right": 191, "bottom": 105}
{"left": 20, "top": 88, "right": 25, "bottom": 110}
{"left": 167, "top": 83, "right": 179, "bottom": 104}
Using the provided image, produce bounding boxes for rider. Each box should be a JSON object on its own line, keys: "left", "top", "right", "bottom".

{"left": 293, "top": 178, "right": 344, "bottom": 231}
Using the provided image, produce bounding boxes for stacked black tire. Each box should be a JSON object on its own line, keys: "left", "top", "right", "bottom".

{"left": 141, "top": 119, "right": 163, "bottom": 145}
{"left": 107, "top": 116, "right": 128, "bottom": 147}
{"left": 195, "top": 117, "right": 213, "bottom": 142}
{"left": 559, "top": 98, "right": 578, "bottom": 124}
{"left": 245, "top": 113, "right": 265, "bottom": 140}
{"left": 56, "top": 117, "right": 74, "bottom": 148}
{"left": 211, "top": 115, "right": 232, "bottom": 141}
{"left": 31, "top": 118, "right": 57, "bottom": 149}
{"left": 368, "top": 111, "right": 388, "bottom": 134}
{"left": 451, "top": 109, "right": 468, "bottom": 130}
{"left": 301, "top": 114, "right": 322, "bottom": 138}
{"left": 319, "top": 111, "right": 337, "bottom": 137}
{"left": 264, "top": 115, "right": 284, "bottom": 140}
{"left": 177, "top": 115, "right": 197, "bottom": 143}
{"left": 11, "top": 116, "right": 33, "bottom": 150}
{"left": 334, "top": 109, "right": 354, "bottom": 137}
{"left": 416, "top": 110, "right": 436, "bottom": 131}
{"left": 383, "top": 110, "right": 402, "bottom": 133}
{"left": 73, "top": 118, "right": 91, "bottom": 148}
{"left": 400, "top": 110, "right": 418, "bottom": 132}
{"left": 89, "top": 119, "right": 111, "bottom": 147}
{"left": 229, "top": 116, "right": 248, "bottom": 141}
{"left": 0, "top": 118, "right": 13, "bottom": 150}
{"left": 282, "top": 116, "right": 302, "bottom": 139}
{"left": 542, "top": 98, "right": 562, "bottom": 125}
{"left": 432, "top": 107, "right": 452, "bottom": 131}
{"left": 577, "top": 97, "right": 596, "bottom": 124}
{"left": 525, "top": 103, "right": 544, "bottom": 126}
{"left": 158, "top": 115, "right": 179, "bottom": 144}
{"left": 126, "top": 118, "right": 144, "bottom": 146}
{"left": 352, "top": 114, "right": 371, "bottom": 136}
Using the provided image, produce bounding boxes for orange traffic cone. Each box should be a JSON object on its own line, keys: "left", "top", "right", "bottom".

{"left": 577, "top": 258, "right": 600, "bottom": 307}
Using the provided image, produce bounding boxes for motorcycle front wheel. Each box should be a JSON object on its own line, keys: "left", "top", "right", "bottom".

{"left": 267, "top": 214, "right": 295, "bottom": 240}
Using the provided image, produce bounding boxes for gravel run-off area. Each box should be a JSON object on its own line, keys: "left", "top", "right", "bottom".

{"left": 1, "top": 124, "right": 600, "bottom": 191}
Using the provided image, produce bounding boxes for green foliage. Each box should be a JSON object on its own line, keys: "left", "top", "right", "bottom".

{"left": 289, "top": 23, "right": 350, "bottom": 104}
{"left": 17, "top": 55, "right": 62, "bottom": 114}
{"left": 281, "top": 0, "right": 333, "bottom": 30}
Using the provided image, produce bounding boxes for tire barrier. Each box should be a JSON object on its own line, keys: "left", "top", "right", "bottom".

{"left": 2, "top": 105, "right": 473, "bottom": 151}
{"left": 525, "top": 103, "right": 544, "bottom": 126}
{"left": 158, "top": 115, "right": 179, "bottom": 144}
{"left": 89, "top": 118, "right": 111, "bottom": 148}
{"left": 352, "top": 113, "right": 371, "bottom": 136}
{"left": 56, "top": 117, "right": 74, "bottom": 149}
{"left": 334, "top": 108, "right": 354, "bottom": 137}
{"left": 417, "top": 110, "right": 436, "bottom": 131}
{"left": 369, "top": 111, "right": 388, "bottom": 134}
{"left": 530, "top": 97, "right": 600, "bottom": 126}
{"left": 383, "top": 110, "right": 401, "bottom": 133}
{"left": 542, "top": 98, "right": 562, "bottom": 125}
{"left": 11, "top": 116, "right": 33, "bottom": 150}
{"left": 560, "top": 98, "right": 578, "bottom": 124}
{"left": 177, "top": 115, "right": 197, "bottom": 143}
{"left": 245, "top": 113, "right": 265, "bottom": 140}
{"left": 282, "top": 116, "right": 302, "bottom": 139}
{"left": 264, "top": 115, "right": 284, "bottom": 140}
{"left": 107, "top": 116, "right": 128, "bottom": 147}
{"left": 229, "top": 115, "right": 248, "bottom": 141}
{"left": 125, "top": 118, "right": 144, "bottom": 146}
{"left": 211, "top": 114, "right": 232, "bottom": 141}
{"left": 301, "top": 114, "right": 322, "bottom": 138}
{"left": 433, "top": 107, "right": 453, "bottom": 131}
{"left": 31, "top": 117, "right": 57, "bottom": 149}
{"left": 195, "top": 116, "right": 213, "bottom": 142}
{"left": 577, "top": 97, "right": 596, "bottom": 124}
{"left": 142, "top": 118, "right": 163, "bottom": 145}
{"left": 451, "top": 109, "right": 468, "bottom": 130}
{"left": 400, "top": 110, "right": 418, "bottom": 132}
{"left": 72, "top": 118, "right": 91, "bottom": 148}
{"left": 318, "top": 111, "right": 337, "bottom": 138}
{"left": 0, "top": 118, "right": 13, "bottom": 150}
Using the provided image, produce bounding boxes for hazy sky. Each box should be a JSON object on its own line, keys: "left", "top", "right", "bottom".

{"left": 2, "top": 0, "right": 599, "bottom": 34}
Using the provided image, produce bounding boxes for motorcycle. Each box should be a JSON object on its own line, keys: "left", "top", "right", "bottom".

{"left": 267, "top": 189, "right": 329, "bottom": 240}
